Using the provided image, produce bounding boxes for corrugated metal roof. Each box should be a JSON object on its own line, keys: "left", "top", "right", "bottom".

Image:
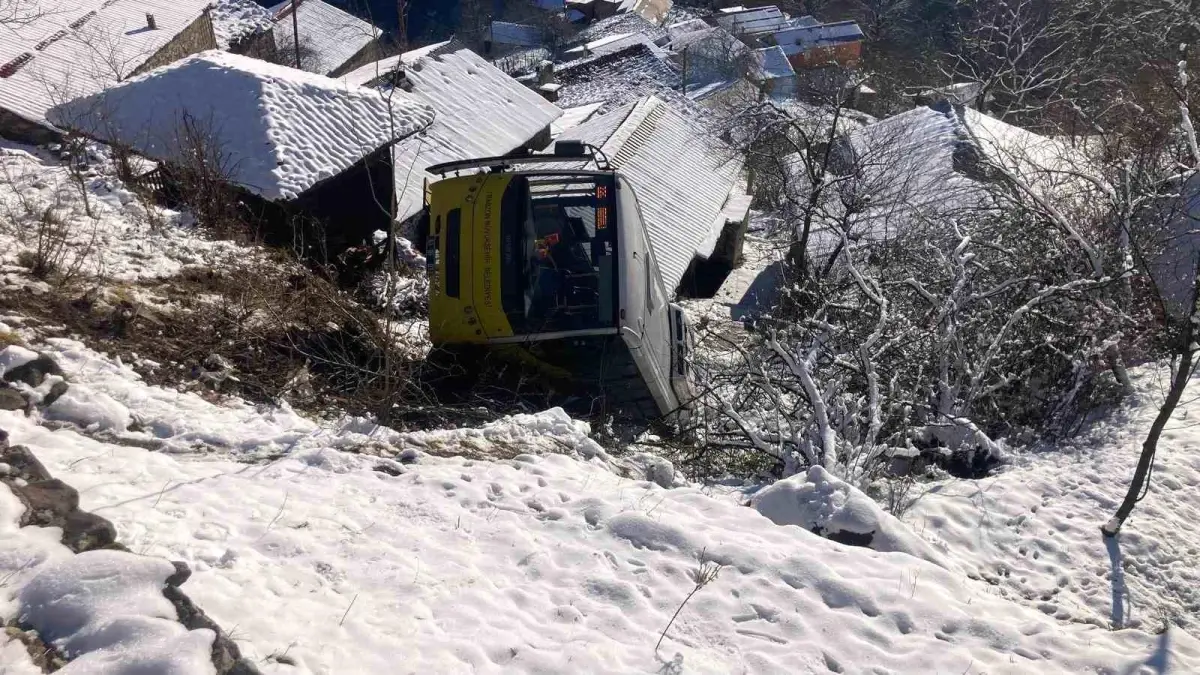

{"left": 754, "top": 45, "right": 794, "bottom": 80}
{"left": 489, "top": 21, "right": 543, "bottom": 47}
{"left": 551, "top": 102, "right": 605, "bottom": 137}
{"left": 714, "top": 6, "right": 786, "bottom": 36}
{"left": 338, "top": 40, "right": 452, "bottom": 87}
{"left": 389, "top": 45, "right": 563, "bottom": 222}
{"left": 800, "top": 105, "right": 982, "bottom": 253}
{"left": 49, "top": 50, "right": 434, "bottom": 201}
{"left": 270, "top": 0, "right": 379, "bottom": 75}
{"left": 565, "top": 32, "right": 667, "bottom": 59}
{"left": 0, "top": 0, "right": 213, "bottom": 129}
{"left": 556, "top": 96, "right": 746, "bottom": 292}
{"left": 776, "top": 20, "right": 864, "bottom": 53}
{"left": 575, "top": 11, "right": 667, "bottom": 43}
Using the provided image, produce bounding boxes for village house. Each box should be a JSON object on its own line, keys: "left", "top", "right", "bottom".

{"left": 340, "top": 42, "right": 564, "bottom": 228}
{"left": 553, "top": 42, "right": 689, "bottom": 114}
{"left": 47, "top": 50, "right": 435, "bottom": 261}
{"left": 0, "top": 0, "right": 218, "bottom": 144}
{"left": 554, "top": 95, "right": 752, "bottom": 297}
{"left": 713, "top": 6, "right": 864, "bottom": 71}
{"left": 484, "top": 21, "right": 546, "bottom": 57}
{"left": 753, "top": 45, "right": 797, "bottom": 99}
{"left": 775, "top": 20, "right": 864, "bottom": 69}
{"left": 269, "top": 0, "right": 383, "bottom": 77}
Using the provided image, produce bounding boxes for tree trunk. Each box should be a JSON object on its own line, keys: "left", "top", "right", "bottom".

{"left": 1102, "top": 346, "right": 1194, "bottom": 536}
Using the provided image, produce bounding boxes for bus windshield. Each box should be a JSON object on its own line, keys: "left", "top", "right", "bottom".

{"left": 502, "top": 173, "right": 618, "bottom": 335}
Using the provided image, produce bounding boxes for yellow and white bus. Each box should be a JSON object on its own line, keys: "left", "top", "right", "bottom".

{"left": 422, "top": 142, "right": 695, "bottom": 421}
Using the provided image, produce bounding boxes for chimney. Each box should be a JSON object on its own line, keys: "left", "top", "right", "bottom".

{"left": 537, "top": 82, "right": 561, "bottom": 103}
{"left": 145, "top": 13, "right": 156, "bottom": 29}
{"left": 536, "top": 60, "right": 555, "bottom": 86}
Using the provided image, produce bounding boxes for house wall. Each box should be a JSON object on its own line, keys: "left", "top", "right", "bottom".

{"left": 525, "top": 124, "right": 553, "bottom": 151}
{"left": 133, "top": 11, "right": 218, "bottom": 76}
{"left": 229, "top": 28, "right": 279, "bottom": 62}
{"left": 789, "top": 40, "right": 860, "bottom": 69}
{"left": 328, "top": 39, "right": 384, "bottom": 78}
{"left": 290, "top": 145, "right": 396, "bottom": 260}
{"left": 0, "top": 109, "right": 60, "bottom": 145}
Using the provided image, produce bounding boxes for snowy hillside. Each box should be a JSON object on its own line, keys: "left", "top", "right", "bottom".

{"left": 3, "top": 10, "right": 1200, "bottom": 672}
{"left": 3, "top": 325, "right": 1200, "bottom": 673}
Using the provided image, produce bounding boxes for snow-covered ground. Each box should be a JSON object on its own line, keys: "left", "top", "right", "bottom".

{"left": 0, "top": 140, "right": 253, "bottom": 286}
{"left": 3, "top": 83, "right": 1200, "bottom": 675}
{"left": 3, "top": 323, "right": 1200, "bottom": 673}
{"left": 908, "top": 364, "right": 1200, "bottom": 633}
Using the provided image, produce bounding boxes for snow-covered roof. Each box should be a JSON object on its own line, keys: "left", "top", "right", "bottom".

{"left": 798, "top": 104, "right": 986, "bottom": 253}
{"left": 269, "top": 0, "right": 379, "bottom": 75}
{"left": 210, "top": 0, "right": 276, "bottom": 50}
{"left": 665, "top": 18, "right": 709, "bottom": 42}
{"left": 755, "top": 46, "right": 794, "bottom": 80}
{"left": 551, "top": 102, "right": 605, "bottom": 138}
{"left": 489, "top": 21, "right": 543, "bottom": 47}
{"left": 556, "top": 96, "right": 747, "bottom": 292}
{"left": 575, "top": 11, "right": 667, "bottom": 44}
{"left": 555, "top": 43, "right": 688, "bottom": 115}
{"left": 918, "top": 82, "right": 985, "bottom": 106}
{"left": 777, "top": 20, "right": 864, "bottom": 55}
{"left": 715, "top": 5, "right": 787, "bottom": 36}
{"left": 48, "top": 50, "right": 435, "bottom": 201}
{"left": 387, "top": 45, "right": 563, "bottom": 222}
{"left": 961, "top": 106, "right": 1097, "bottom": 204}
{"left": 0, "top": 0, "right": 214, "bottom": 129}
{"left": 619, "top": 0, "right": 673, "bottom": 25}
{"left": 564, "top": 32, "right": 665, "bottom": 60}
{"left": 338, "top": 40, "right": 452, "bottom": 88}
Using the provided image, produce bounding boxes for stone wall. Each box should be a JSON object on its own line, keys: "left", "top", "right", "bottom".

{"left": 230, "top": 28, "right": 279, "bottom": 62}
{"left": 134, "top": 10, "right": 219, "bottom": 77}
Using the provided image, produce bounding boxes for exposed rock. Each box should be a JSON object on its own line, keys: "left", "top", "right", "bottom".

{"left": 0, "top": 388, "right": 26, "bottom": 411}
{"left": 13, "top": 478, "right": 79, "bottom": 528}
{"left": 62, "top": 510, "right": 118, "bottom": 552}
{"left": 164, "top": 585, "right": 260, "bottom": 675}
{"left": 43, "top": 380, "right": 69, "bottom": 407}
{"left": 0, "top": 434, "right": 254, "bottom": 674}
{"left": 4, "top": 622, "right": 68, "bottom": 672}
{"left": 373, "top": 462, "right": 404, "bottom": 476}
{"left": 0, "top": 442, "right": 53, "bottom": 483}
{"left": 166, "top": 560, "right": 193, "bottom": 587}
{"left": 3, "top": 354, "right": 63, "bottom": 389}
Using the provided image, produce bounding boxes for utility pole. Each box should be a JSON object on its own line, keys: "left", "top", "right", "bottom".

{"left": 291, "top": 0, "right": 302, "bottom": 69}
{"left": 396, "top": 0, "right": 409, "bottom": 52}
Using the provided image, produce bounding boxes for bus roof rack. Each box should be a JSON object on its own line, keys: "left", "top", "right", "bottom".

{"left": 426, "top": 141, "right": 611, "bottom": 176}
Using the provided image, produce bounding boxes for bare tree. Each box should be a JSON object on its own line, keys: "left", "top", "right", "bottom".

{"left": 1102, "top": 46, "right": 1200, "bottom": 536}
{"left": 688, "top": 67, "right": 1145, "bottom": 482}
{"left": 0, "top": 0, "right": 41, "bottom": 28}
